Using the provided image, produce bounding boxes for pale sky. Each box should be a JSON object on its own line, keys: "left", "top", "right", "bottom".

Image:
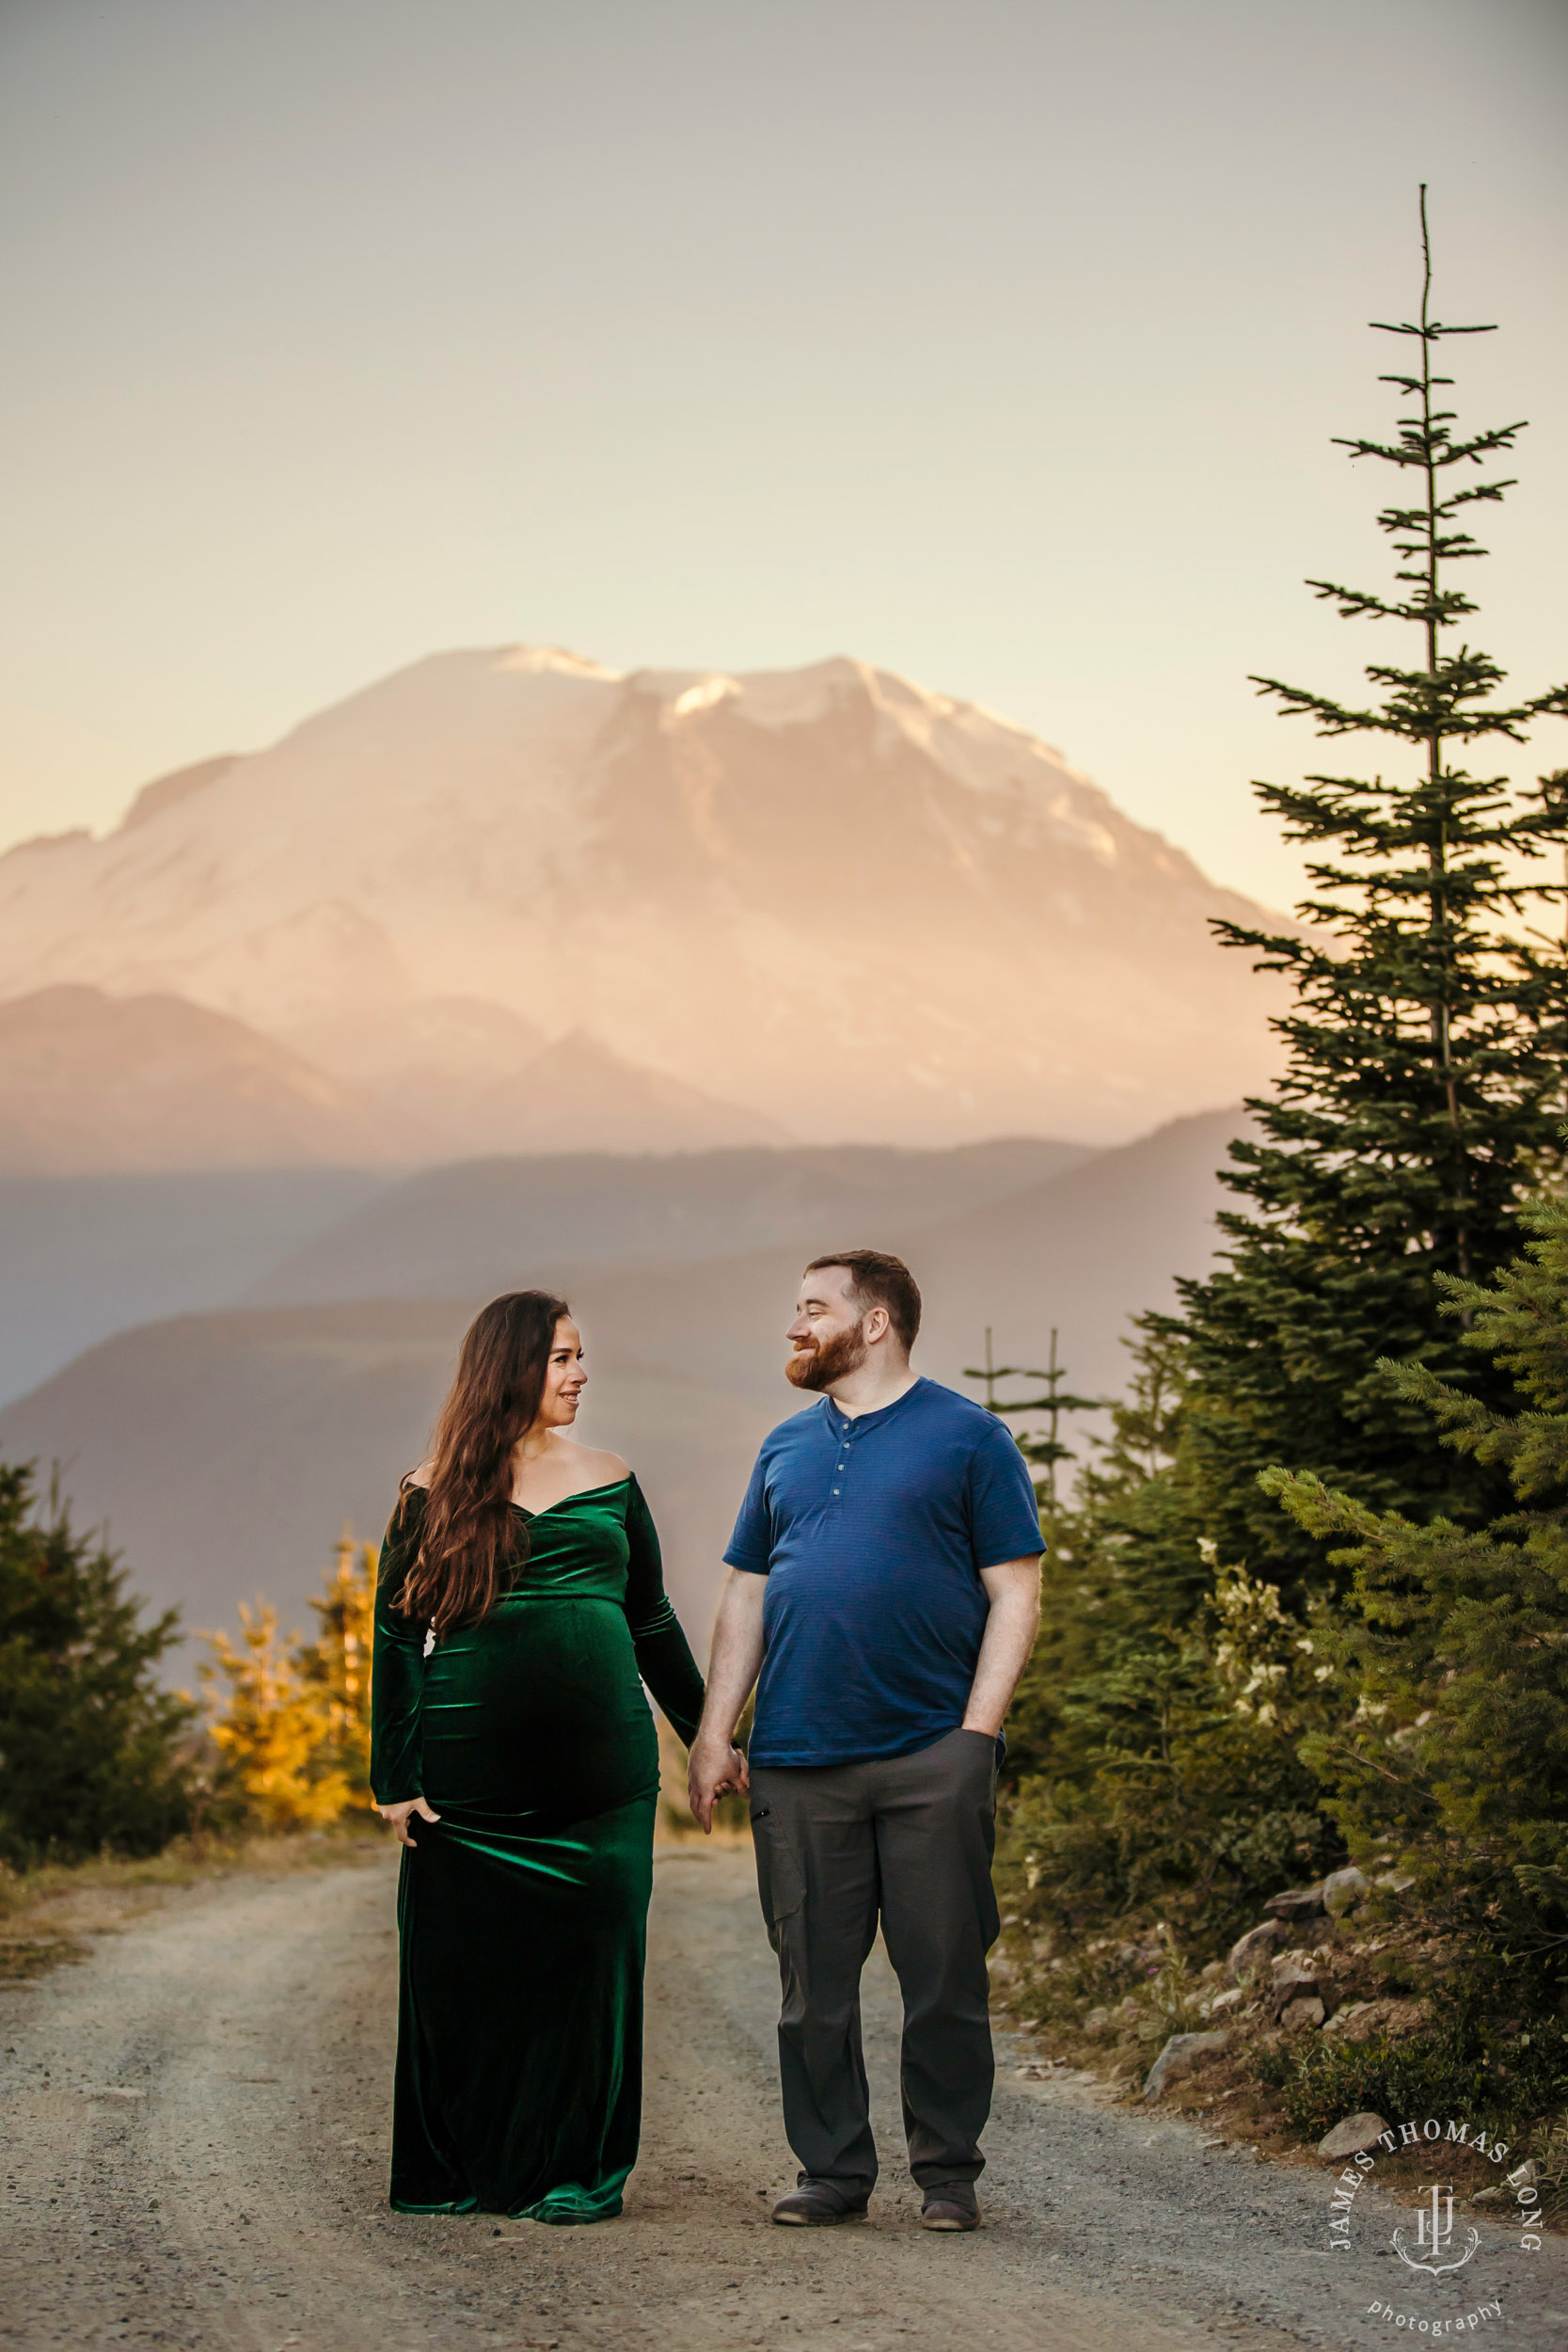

{"left": 2, "top": 0, "right": 1564, "bottom": 909}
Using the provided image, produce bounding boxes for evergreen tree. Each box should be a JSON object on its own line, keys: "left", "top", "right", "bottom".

{"left": 1265, "top": 1188, "right": 1568, "bottom": 1973}
{"left": 0, "top": 1461, "right": 195, "bottom": 1865}
{"left": 1006, "top": 1313, "right": 1198, "bottom": 1772}
{"left": 1002, "top": 1322, "right": 1338, "bottom": 1939}
{"left": 992, "top": 199, "right": 1568, "bottom": 1988}
{"left": 1171, "top": 188, "right": 1568, "bottom": 1601}
{"left": 963, "top": 1325, "right": 1101, "bottom": 1546}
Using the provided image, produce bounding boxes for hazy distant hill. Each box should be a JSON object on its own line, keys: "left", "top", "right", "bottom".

{"left": 0, "top": 644, "right": 1287, "bottom": 1145}
{"left": 249, "top": 1136, "right": 1093, "bottom": 1306}
{"left": 405, "top": 1029, "right": 785, "bottom": 1153}
{"left": 281, "top": 993, "right": 550, "bottom": 1093}
{"left": 0, "top": 978, "right": 785, "bottom": 1177}
{"left": 0, "top": 1295, "right": 776, "bottom": 1652}
{"left": 0, "top": 1111, "right": 1248, "bottom": 1649}
{"left": 909, "top": 1105, "right": 1258, "bottom": 1393}
{"left": 0, "top": 1166, "right": 388, "bottom": 1406}
{"left": 0, "top": 986, "right": 396, "bottom": 1173}
{"left": 0, "top": 1135, "right": 1087, "bottom": 1410}
{"left": 510, "top": 1110, "right": 1255, "bottom": 1420}
{"left": 282, "top": 1008, "right": 784, "bottom": 1158}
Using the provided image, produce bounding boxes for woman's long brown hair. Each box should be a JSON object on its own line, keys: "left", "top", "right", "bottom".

{"left": 394, "top": 1290, "right": 571, "bottom": 1635}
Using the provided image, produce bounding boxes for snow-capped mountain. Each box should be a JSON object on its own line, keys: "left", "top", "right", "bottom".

{"left": 0, "top": 646, "right": 1283, "bottom": 1143}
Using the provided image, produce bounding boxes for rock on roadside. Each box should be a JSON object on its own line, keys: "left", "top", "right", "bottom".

{"left": 1143, "top": 2030, "right": 1231, "bottom": 2103}
{"left": 1264, "top": 1883, "right": 1327, "bottom": 1924}
{"left": 1317, "top": 2112, "right": 1389, "bottom": 2160}
{"left": 1322, "top": 1867, "right": 1370, "bottom": 1917}
{"left": 1227, "top": 1920, "right": 1286, "bottom": 1982}
{"left": 1281, "top": 1995, "right": 1326, "bottom": 2032}
{"left": 1320, "top": 1995, "right": 1427, "bottom": 2044}
{"left": 1269, "top": 1957, "right": 1321, "bottom": 2020}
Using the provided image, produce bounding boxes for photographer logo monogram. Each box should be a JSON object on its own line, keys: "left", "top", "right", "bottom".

{"left": 1392, "top": 2184, "right": 1479, "bottom": 2280}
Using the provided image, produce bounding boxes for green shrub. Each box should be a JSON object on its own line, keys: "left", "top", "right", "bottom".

{"left": 1253, "top": 2018, "right": 1568, "bottom": 2145}
{"left": 1265, "top": 1190, "right": 1568, "bottom": 1968}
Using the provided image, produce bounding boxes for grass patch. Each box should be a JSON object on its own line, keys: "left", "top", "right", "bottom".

{"left": 0, "top": 1932, "right": 90, "bottom": 1980}
{"left": 1251, "top": 2016, "right": 1568, "bottom": 2147}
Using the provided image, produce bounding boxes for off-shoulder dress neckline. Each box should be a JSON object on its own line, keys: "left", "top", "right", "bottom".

{"left": 511, "top": 1474, "right": 633, "bottom": 1522}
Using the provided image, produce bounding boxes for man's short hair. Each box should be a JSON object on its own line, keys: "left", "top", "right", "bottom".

{"left": 803, "top": 1250, "right": 922, "bottom": 1352}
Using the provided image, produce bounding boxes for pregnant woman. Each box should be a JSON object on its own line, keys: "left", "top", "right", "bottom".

{"left": 371, "top": 1289, "right": 723, "bottom": 2223}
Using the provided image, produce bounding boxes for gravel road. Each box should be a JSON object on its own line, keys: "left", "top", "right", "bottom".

{"left": 2, "top": 1848, "right": 1564, "bottom": 2352}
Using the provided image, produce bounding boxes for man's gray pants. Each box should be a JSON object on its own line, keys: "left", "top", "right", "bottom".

{"left": 748, "top": 1725, "right": 1000, "bottom": 2196}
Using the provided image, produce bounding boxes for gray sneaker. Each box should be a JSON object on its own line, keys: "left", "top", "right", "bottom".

{"left": 771, "top": 2180, "right": 870, "bottom": 2226}
{"left": 920, "top": 2181, "right": 980, "bottom": 2232}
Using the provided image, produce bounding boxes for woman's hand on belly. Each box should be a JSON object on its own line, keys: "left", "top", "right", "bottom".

{"left": 377, "top": 1795, "right": 440, "bottom": 1849}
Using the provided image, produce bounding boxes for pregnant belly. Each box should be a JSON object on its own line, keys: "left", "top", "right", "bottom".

{"left": 419, "top": 1598, "right": 657, "bottom": 1819}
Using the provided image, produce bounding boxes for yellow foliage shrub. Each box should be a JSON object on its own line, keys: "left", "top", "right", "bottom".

{"left": 200, "top": 1534, "right": 376, "bottom": 1833}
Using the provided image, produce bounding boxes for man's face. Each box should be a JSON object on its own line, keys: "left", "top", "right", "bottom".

{"left": 785, "top": 1265, "right": 868, "bottom": 1391}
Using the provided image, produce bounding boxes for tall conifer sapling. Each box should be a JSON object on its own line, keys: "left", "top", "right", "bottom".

{"left": 1175, "top": 188, "right": 1568, "bottom": 1599}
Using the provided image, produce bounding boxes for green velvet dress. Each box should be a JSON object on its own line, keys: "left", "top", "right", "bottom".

{"left": 371, "top": 1475, "right": 705, "bottom": 2223}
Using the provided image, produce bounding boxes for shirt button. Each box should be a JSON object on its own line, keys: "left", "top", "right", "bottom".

{"left": 832, "top": 1486, "right": 840, "bottom": 1495}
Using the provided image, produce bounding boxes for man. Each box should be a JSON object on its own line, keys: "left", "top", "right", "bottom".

{"left": 688, "top": 1250, "right": 1042, "bottom": 2233}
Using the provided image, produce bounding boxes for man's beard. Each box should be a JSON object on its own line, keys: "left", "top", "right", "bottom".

{"left": 785, "top": 1322, "right": 868, "bottom": 1391}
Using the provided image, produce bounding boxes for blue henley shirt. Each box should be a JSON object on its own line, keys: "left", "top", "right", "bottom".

{"left": 724, "top": 1376, "right": 1044, "bottom": 1768}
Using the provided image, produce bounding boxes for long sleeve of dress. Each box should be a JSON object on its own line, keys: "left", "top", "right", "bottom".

{"left": 371, "top": 1489, "right": 430, "bottom": 1804}
{"left": 623, "top": 1477, "right": 705, "bottom": 1747}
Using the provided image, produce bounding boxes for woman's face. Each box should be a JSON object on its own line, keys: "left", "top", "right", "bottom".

{"left": 536, "top": 1317, "right": 587, "bottom": 1429}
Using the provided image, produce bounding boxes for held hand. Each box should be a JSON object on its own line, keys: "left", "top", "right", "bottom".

{"left": 687, "top": 1735, "right": 750, "bottom": 1834}
{"left": 378, "top": 1795, "right": 440, "bottom": 1849}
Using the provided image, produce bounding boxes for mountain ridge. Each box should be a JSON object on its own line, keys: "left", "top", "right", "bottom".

{"left": 246, "top": 1135, "right": 1094, "bottom": 1305}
